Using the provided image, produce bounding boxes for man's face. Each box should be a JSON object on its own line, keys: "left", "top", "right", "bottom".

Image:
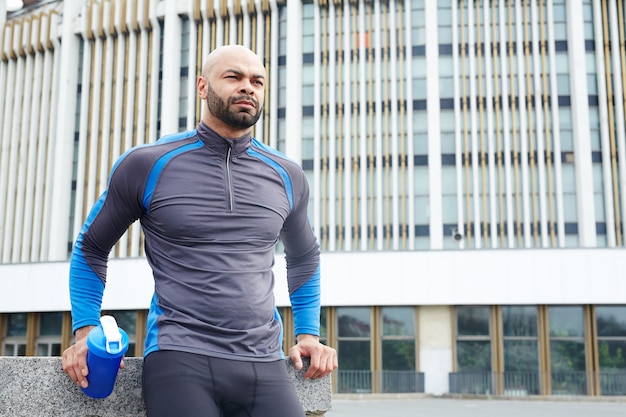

{"left": 200, "top": 48, "right": 266, "bottom": 131}
{"left": 205, "top": 81, "right": 263, "bottom": 130}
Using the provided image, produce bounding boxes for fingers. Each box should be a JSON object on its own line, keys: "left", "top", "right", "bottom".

{"left": 302, "top": 345, "right": 338, "bottom": 380}
{"left": 62, "top": 342, "right": 90, "bottom": 388}
{"left": 290, "top": 349, "right": 304, "bottom": 371}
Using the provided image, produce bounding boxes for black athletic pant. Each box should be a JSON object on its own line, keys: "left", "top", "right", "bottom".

{"left": 143, "top": 350, "right": 306, "bottom": 417}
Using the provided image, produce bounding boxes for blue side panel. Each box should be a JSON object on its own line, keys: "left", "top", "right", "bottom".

{"left": 290, "top": 266, "right": 321, "bottom": 337}
{"left": 144, "top": 292, "right": 164, "bottom": 356}
{"left": 247, "top": 147, "right": 294, "bottom": 211}
{"left": 274, "top": 307, "right": 285, "bottom": 359}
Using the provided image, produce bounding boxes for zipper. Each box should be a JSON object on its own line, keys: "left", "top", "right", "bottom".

{"left": 226, "top": 146, "right": 234, "bottom": 211}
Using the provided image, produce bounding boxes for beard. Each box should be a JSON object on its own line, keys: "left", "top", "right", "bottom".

{"left": 205, "top": 83, "right": 263, "bottom": 130}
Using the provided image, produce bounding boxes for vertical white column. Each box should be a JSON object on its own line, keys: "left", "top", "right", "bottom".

{"left": 452, "top": 0, "right": 465, "bottom": 248}
{"left": 187, "top": 2, "right": 199, "bottom": 130}
{"left": 425, "top": 0, "right": 442, "bottom": 249}
{"left": 268, "top": 0, "right": 280, "bottom": 150}
{"left": 566, "top": 0, "right": 596, "bottom": 247}
{"left": 22, "top": 18, "right": 44, "bottom": 262}
{"left": 86, "top": 4, "right": 103, "bottom": 213}
{"left": 241, "top": 0, "right": 251, "bottom": 48}
{"left": 285, "top": 0, "right": 303, "bottom": 161}
{"left": 12, "top": 20, "right": 34, "bottom": 262}
{"left": 327, "top": 1, "right": 337, "bottom": 251}
{"left": 547, "top": 0, "right": 565, "bottom": 247}
{"left": 358, "top": 0, "right": 368, "bottom": 250}
{"left": 148, "top": 0, "right": 161, "bottom": 143}
{"left": 48, "top": 0, "right": 82, "bottom": 261}
{"left": 342, "top": 1, "right": 353, "bottom": 251}
{"left": 0, "top": 25, "right": 15, "bottom": 260}
{"left": 483, "top": 2, "right": 498, "bottom": 248}
{"left": 113, "top": 0, "right": 129, "bottom": 258}
{"left": 608, "top": 0, "right": 626, "bottom": 244}
{"left": 373, "top": 0, "right": 384, "bottom": 251}
{"left": 33, "top": 14, "right": 55, "bottom": 260}
{"left": 498, "top": 0, "right": 514, "bottom": 248}
{"left": 99, "top": 1, "right": 114, "bottom": 195}
{"left": 468, "top": 0, "right": 481, "bottom": 248}
{"left": 160, "top": 0, "right": 182, "bottom": 135}
{"left": 72, "top": 3, "right": 92, "bottom": 245}
{"left": 388, "top": 0, "right": 399, "bottom": 250}
{"left": 2, "top": 21, "right": 25, "bottom": 262}
{"left": 515, "top": 0, "right": 531, "bottom": 248}
{"left": 312, "top": 0, "right": 322, "bottom": 245}
{"left": 41, "top": 12, "right": 64, "bottom": 260}
{"left": 591, "top": 0, "right": 615, "bottom": 247}
{"left": 530, "top": 0, "right": 548, "bottom": 248}
{"left": 404, "top": 0, "right": 415, "bottom": 249}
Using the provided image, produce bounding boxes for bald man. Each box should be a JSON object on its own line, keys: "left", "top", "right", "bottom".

{"left": 63, "top": 45, "right": 337, "bottom": 417}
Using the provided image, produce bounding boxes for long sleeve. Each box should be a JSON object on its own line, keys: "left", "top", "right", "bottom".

{"left": 69, "top": 150, "right": 148, "bottom": 333}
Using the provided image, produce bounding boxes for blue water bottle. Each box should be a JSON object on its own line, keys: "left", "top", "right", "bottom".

{"left": 82, "top": 315, "right": 129, "bottom": 399}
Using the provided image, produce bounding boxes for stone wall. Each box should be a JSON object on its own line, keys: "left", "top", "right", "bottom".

{"left": 0, "top": 357, "right": 331, "bottom": 417}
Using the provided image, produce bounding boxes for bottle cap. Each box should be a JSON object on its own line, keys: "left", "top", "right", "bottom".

{"left": 100, "top": 315, "right": 123, "bottom": 354}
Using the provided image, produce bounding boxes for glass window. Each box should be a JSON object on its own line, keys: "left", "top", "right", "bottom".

{"left": 502, "top": 306, "right": 540, "bottom": 395}
{"left": 456, "top": 306, "right": 492, "bottom": 373}
{"left": 557, "top": 74, "right": 570, "bottom": 95}
{"left": 458, "top": 306, "right": 490, "bottom": 336}
{"left": 320, "top": 307, "right": 328, "bottom": 345}
{"left": 36, "top": 312, "right": 63, "bottom": 356}
{"left": 3, "top": 313, "right": 27, "bottom": 356}
{"left": 337, "top": 307, "right": 371, "bottom": 393}
{"left": 548, "top": 306, "right": 587, "bottom": 395}
{"left": 381, "top": 307, "right": 417, "bottom": 393}
{"left": 596, "top": 306, "right": 626, "bottom": 395}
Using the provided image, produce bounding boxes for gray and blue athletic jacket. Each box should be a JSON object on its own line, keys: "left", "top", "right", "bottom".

{"left": 69, "top": 121, "right": 321, "bottom": 361}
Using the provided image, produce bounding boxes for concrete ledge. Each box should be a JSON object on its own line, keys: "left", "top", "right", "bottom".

{"left": 0, "top": 357, "right": 332, "bottom": 417}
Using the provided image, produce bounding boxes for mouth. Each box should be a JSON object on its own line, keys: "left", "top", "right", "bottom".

{"left": 234, "top": 100, "right": 256, "bottom": 109}
{"left": 232, "top": 95, "right": 257, "bottom": 109}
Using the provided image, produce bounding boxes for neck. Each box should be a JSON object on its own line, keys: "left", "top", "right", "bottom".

{"left": 202, "top": 114, "right": 251, "bottom": 139}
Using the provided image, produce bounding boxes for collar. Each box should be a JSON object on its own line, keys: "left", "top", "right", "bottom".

{"left": 197, "top": 121, "right": 252, "bottom": 157}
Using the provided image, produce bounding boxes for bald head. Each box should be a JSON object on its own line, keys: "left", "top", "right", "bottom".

{"left": 197, "top": 44, "right": 266, "bottom": 137}
{"left": 202, "top": 45, "right": 265, "bottom": 79}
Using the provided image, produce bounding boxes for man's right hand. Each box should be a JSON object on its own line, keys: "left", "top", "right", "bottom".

{"left": 62, "top": 326, "right": 95, "bottom": 389}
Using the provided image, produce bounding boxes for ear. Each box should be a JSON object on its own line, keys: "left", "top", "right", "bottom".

{"left": 197, "top": 76, "right": 208, "bottom": 99}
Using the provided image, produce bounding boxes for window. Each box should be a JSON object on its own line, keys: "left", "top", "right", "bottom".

{"left": 380, "top": 307, "right": 417, "bottom": 393}
{"left": 3, "top": 313, "right": 28, "bottom": 356}
{"left": 548, "top": 306, "right": 587, "bottom": 395}
{"left": 453, "top": 306, "right": 493, "bottom": 394}
{"left": 502, "top": 306, "right": 540, "bottom": 395}
{"left": 456, "top": 306, "right": 492, "bottom": 371}
{"left": 337, "top": 307, "right": 371, "bottom": 393}
{"left": 35, "top": 312, "right": 63, "bottom": 356}
{"left": 320, "top": 307, "right": 328, "bottom": 345}
{"left": 596, "top": 306, "right": 626, "bottom": 395}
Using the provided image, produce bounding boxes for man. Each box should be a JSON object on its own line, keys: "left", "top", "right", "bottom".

{"left": 62, "top": 44, "right": 337, "bottom": 417}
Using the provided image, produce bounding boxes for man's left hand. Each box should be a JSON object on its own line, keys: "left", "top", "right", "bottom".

{"left": 289, "top": 334, "right": 338, "bottom": 379}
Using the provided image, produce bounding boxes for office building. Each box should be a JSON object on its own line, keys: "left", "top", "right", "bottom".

{"left": 1, "top": 0, "right": 625, "bottom": 396}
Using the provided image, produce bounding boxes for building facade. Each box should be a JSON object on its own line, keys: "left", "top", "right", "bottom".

{"left": 1, "top": 0, "right": 626, "bottom": 396}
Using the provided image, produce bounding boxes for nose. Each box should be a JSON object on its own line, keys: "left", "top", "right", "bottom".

{"left": 239, "top": 79, "right": 255, "bottom": 95}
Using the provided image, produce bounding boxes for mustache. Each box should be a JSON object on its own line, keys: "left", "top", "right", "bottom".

{"left": 229, "top": 95, "right": 258, "bottom": 108}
